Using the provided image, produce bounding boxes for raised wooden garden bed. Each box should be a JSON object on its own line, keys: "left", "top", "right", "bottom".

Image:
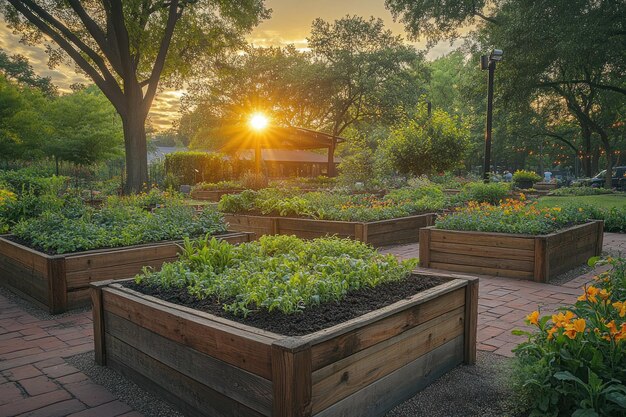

{"left": 419, "top": 220, "right": 604, "bottom": 282}
{"left": 224, "top": 213, "right": 436, "bottom": 247}
{"left": 190, "top": 189, "right": 244, "bottom": 202}
{"left": 91, "top": 269, "right": 478, "bottom": 417}
{"left": 0, "top": 232, "right": 252, "bottom": 314}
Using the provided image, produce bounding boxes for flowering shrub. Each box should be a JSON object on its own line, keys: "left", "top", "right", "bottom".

{"left": 435, "top": 197, "right": 593, "bottom": 235}
{"left": 435, "top": 194, "right": 589, "bottom": 235}
{"left": 562, "top": 204, "right": 626, "bottom": 233}
{"left": 514, "top": 257, "right": 626, "bottom": 416}
{"left": 218, "top": 186, "right": 446, "bottom": 222}
{"left": 136, "top": 235, "right": 418, "bottom": 316}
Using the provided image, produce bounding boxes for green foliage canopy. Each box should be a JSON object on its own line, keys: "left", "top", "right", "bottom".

{"left": 384, "top": 104, "right": 470, "bottom": 176}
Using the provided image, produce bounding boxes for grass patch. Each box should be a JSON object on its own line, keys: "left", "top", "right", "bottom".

{"left": 537, "top": 194, "right": 626, "bottom": 210}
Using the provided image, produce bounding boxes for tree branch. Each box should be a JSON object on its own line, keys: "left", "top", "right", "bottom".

{"left": 474, "top": 11, "right": 499, "bottom": 25}
{"left": 108, "top": 0, "right": 134, "bottom": 81}
{"left": 6, "top": 0, "right": 124, "bottom": 113}
{"left": 142, "top": 0, "right": 182, "bottom": 117}
{"left": 65, "top": 0, "right": 124, "bottom": 77}
{"left": 19, "top": 0, "right": 119, "bottom": 89}
{"left": 538, "top": 80, "right": 626, "bottom": 96}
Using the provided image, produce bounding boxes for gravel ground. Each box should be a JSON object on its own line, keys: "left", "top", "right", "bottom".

{"left": 66, "top": 352, "right": 184, "bottom": 417}
{"left": 65, "top": 349, "right": 528, "bottom": 417}
{"left": 386, "top": 351, "right": 529, "bottom": 417}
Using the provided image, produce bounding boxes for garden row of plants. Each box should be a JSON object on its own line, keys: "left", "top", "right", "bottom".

{"left": 0, "top": 170, "right": 228, "bottom": 254}
{"left": 515, "top": 256, "right": 626, "bottom": 416}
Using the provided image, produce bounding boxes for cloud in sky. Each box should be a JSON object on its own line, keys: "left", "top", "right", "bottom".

{"left": 0, "top": 0, "right": 467, "bottom": 131}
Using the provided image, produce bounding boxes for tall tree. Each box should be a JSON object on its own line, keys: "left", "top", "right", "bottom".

{"left": 308, "top": 15, "right": 427, "bottom": 175}
{"left": 0, "top": 74, "right": 50, "bottom": 161}
{"left": 180, "top": 45, "right": 333, "bottom": 149}
{"left": 0, "top": 49, "right": 57, "bottom": 97}
{"left": 1, "top": 0, "right": 270, "bottom": 192}
{"left": 45, "top": 86, "right": 123, "bottom": 171}
{"left": 388, "top": 0, "right": 625, "bottom": 184}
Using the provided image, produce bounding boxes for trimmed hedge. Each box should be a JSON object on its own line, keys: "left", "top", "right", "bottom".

{"left": 164, "top": 152, "right": 229, "bottom": 185}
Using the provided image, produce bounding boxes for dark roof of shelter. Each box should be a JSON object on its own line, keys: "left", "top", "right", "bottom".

{"left": 218, "top": 125, "right": 346, "bottom": 151}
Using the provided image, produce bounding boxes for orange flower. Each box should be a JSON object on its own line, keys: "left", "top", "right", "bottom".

{"left": 598, "top": 289, "right": 610, "bottom": 301}
{"left": 552, "top": 311, "right": 575, "bottom": 328}
{"left": 578, "top": 286, "right": 599, "bottom": 303}
{"left": 616, "top": 323, "right": 626, "bottom": 342}
{"left": 547, "top": 326, "right": 558, "bottom": 340}
{"left": 613, "top": 301, "right": 626, "bottom": 318}
{"left": 526, "top": 310, "right": 540, "bottom": 325}
{"left": 563, "top": 318, "right": 586, "bottom": 339}
{"left": 606, "top": 320, "right": 618, "bottom": 335}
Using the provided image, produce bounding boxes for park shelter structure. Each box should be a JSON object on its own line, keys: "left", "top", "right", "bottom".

{"left": 235, "top": 149, "right": 342, "bottom": 178}
{"left": 218, "top": 125, "right": 345, "bottom": 177}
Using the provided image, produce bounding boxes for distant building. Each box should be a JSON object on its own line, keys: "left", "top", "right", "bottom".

{"left": 235, "top": 149, "right": 341, "bottom": 178}
{"left": 148, "top": 146, "right": 188, "bottom": 164}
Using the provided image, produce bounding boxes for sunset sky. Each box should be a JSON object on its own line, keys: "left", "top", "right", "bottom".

{"left": 0, "top": 0, "right": 462, "bottom": 131}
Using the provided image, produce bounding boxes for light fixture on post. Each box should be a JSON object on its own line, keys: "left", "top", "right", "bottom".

{"left": 480, "top": 49, "right": 503, "bottom": 183}
{"left": 249, "top": 112, "right": 269, "bottom": 174}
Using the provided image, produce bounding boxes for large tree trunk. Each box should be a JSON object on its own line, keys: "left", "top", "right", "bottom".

{"left": 122, "top": 110, "right": 148, "bottom": 194}
{"left": 598, "top": 130, "right": 613, "bottom": 189}
{"left": 582, "top": 126, "right": 592, "bottom": 177}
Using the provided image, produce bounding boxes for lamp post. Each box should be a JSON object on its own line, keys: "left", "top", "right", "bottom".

{"left": 480, "top": 49, "right": 503, "bottom": 183}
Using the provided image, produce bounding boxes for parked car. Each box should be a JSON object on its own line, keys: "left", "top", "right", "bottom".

{"left": 575, "top": 167, "right": 626, "bottom": 189}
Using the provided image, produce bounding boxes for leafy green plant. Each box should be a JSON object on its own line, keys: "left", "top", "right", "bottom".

{"left": 193, "top": 180, "right": 243, "bottom": 191}
{"left": 513, "top": 257, "right": 626, "bottom": 417}
{"left": 240, "top": 171, "right": 269, "bottom": 190}
{"left": 217, "top": 186, "right": 446, "bottom": 222}
{"left": 513, "top": 170, "right": 542, "bottom": 187}
{"left": 11, "top": 193, "right": 227, "bottom": 254}
{"left": 136, "top": 235, "right": 418, "bottom": 316}
{"left": 452, "top": 181, "right": 511, "bottom": 205}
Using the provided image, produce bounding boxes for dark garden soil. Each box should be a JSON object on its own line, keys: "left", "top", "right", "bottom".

{"left": 124, "top": 274, "right": 446, "bottom": 336}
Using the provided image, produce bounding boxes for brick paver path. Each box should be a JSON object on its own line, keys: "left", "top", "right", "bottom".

{"left": 0, "top": 300, "right": 139, "bottom": 417}
{"left": 0, "top": 232, "right": 623, "bottom": 416}
{"left": 382, "top": 232, "right": 626, "bottom": 357}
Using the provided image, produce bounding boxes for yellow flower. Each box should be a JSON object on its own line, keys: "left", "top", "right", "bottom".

{"left": 527, "top": 310, "right": 540, "bottom": 325}
{"left": 613, "top": 301, "right": 626, "bottom": 318}
{"left": 578, "top": 207, "right": 584, "bottom": 212}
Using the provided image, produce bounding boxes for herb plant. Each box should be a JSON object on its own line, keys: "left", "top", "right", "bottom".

{"left": 135, "top": 235, "right": 418, "bottom": 316}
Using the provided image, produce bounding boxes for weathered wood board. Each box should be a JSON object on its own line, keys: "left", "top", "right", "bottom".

{"left": 224, "top": 213, "right": 436, "bottom": 247}
{"left": 91, "top": 270, "right": 478, "bottom": 417}
{"left": 419, "top": 221, "right": 603, "bottom": 282}
{"left": 0, "top": 232, "right": 252, "bottom": 313}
